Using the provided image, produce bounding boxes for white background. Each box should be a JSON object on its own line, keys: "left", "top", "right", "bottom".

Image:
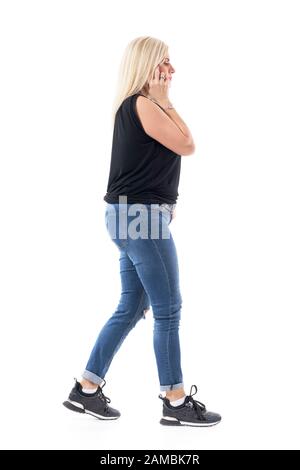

{"left": 0, "top": 0, "right": 299, "bottom": 450}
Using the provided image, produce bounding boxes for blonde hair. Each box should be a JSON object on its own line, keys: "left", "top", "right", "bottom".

{"left": 111, "top": 36, "right": 168, "bottom": 126}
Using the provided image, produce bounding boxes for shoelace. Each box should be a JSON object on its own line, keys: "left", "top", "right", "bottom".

{"left": 96, "top": 379, "right": 111, "bottom": 413}
{"left": 186, "top": 385, "right": 206, "bottom": 419}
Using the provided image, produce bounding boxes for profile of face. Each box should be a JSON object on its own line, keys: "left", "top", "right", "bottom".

{"left": 142, "top": 52, "right": 175, "bottom": 96}
{"left": 158, "top": 53, "right": 175, "bottom": 82}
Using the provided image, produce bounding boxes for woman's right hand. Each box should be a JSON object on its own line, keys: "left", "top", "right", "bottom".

{"left": 147, "top": 65, "right": 171, "bottom": 106}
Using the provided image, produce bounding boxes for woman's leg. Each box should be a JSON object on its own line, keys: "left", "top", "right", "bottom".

{"left": 125, "top": 205, "right": 184, "bottom": 393}
{"left": 82, "top": 249, "right": 150, "bottom": 385}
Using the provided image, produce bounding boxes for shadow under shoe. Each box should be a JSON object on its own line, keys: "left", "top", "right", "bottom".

{"left": 63, "top": 378, "right": 120, "bottom": 420}
{"left": 159, "top": 385, "right": 221, "bottom": 427}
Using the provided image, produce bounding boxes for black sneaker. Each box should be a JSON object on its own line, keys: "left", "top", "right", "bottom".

{"left": 63, "top": 378, "right": 120, "bottom": 420}
{"left": 159, "top": 385, "right": 221, "bottom": 427}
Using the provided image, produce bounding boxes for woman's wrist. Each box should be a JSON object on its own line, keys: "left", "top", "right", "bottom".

{"left": 142, "top": 92, "right": 174, "bottom": 111}
{"left": 153, "top": 98, "right": 174, "bottom": 110}
{"left": 161, "top": 101, "right": 174, "bottom": 110}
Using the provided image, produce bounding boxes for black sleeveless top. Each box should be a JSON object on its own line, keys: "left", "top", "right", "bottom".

{"left": 103, "top": 93, "right": 181, "bottom": 204}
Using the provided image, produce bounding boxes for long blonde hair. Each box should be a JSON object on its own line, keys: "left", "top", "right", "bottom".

{"left": 111, "top": 36, "right": 168, "bottom": 126}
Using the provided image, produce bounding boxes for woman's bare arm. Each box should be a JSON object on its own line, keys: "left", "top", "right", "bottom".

{"left": 136, "top": 96, "right": 195, "bottom": 156}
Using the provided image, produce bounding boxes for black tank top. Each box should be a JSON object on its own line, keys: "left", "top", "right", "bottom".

{"left": 103, "top": 93, "right": 181, "bottom": 204}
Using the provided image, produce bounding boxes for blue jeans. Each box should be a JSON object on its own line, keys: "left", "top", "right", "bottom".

{"left": 82, "top": 202, "right": 184, "bottom": 391}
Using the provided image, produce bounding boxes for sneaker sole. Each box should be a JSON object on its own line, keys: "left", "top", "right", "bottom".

{"left": 62, "top": 400, "right": 120, "bottom": 420}
{"left": 160, "top": 417, "right": 221, "bottom": 427}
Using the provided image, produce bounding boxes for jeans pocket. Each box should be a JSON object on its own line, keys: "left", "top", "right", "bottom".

{"left": 105, "top": 209, "right": 128, "bottom": 249}
{"left": 104, "top": 209, "right": 109, "bottom": 230}
{"left": 159, "top": 203, "right": 174, "bottom": 224}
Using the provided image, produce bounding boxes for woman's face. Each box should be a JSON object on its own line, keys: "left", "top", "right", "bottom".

{"left": 158, "top": 54, "right": 175, "bottom": 82}
{"left": 143, "top": 53, "right": 175, "bottom": 94}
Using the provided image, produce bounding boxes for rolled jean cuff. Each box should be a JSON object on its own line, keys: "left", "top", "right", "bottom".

{"left": 82, "top": 369, "right": 105, "bottom": 386}
{"left": 160, "top": 382, "right": 184, "bottom": 392}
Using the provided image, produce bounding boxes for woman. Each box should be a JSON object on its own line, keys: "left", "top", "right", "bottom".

{"left": 63, "top": 36, "right": 221, "bottom": 427}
